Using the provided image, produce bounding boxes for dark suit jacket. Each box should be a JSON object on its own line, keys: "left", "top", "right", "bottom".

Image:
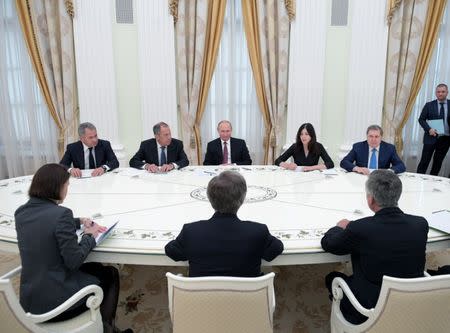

{"left": 60, "top": 139, "right": 119, "bottom": 170}
{"left": 418, "top": 99, "right": 450, "bottom": 144}
{"left": 165, "top": 212, "right": 284, "bottom": 277}
{"left": 274, "top": 142, "right": 334, "bottom": 168}
{"left": 203, "top": 137, "right": 252, "bottom": 165}
{"left": 15, "top": 197, "right": 98, "bottom": 314}
{"left": 321, "top": 207, "right": 428, "bottom": 323}
{"left": 129, "top": 138, "right": 189, "bottom": 169}
{"left": 340, "top": 141, "right": 406, "bottom": 174}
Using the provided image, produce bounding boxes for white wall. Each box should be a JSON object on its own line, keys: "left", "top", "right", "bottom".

{"left": 288, "top": 0, "right": 388, "bottom": 162}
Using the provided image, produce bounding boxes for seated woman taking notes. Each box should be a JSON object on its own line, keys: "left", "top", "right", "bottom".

{"left": 14, "top": 163, "right": 131, "bottom": 333}
{"left": 275, "top": 123, "right": 334, "bottom": 171}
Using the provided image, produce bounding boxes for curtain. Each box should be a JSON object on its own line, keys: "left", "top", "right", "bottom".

{"left": 15, "top": 0, "right": 78, "bottom": 156}
{"left": 175, "top": 0, "right": 226, "bottom": 165}
{"left": 382, "top": 0, "right": 429, "bottom": 146}
{"left": 242, "top": 0, "right": 290, "bottom": 164}
{"left": 0, "top": 0, "right": 58, "bottom": 179}
{"left": 395, "top": 0, "right": 447, "bottom": 152}
{"left": 193, "top": 1, "right": 227, "bottom": 164}
{"left": 403, "top": 2, "right": 450, "bottom": 176}
{"left": 201, "top": 0, "right": 265, "bottom": 164}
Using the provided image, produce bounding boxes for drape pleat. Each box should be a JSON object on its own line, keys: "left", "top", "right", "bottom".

{"left": 242, "top": 1, "right": 272, "bottom": 164}
{"left": 15, "top": 0, "right": 78, "bottom": 157}
{"left": 15, "top": 0, "right": 63, "bottom": 148}
{"left": 193, "top": 0, "right": 227, "bottom": 164}
{"left": 242, "top": 0, "right": 290, "bottom": 164}
{"left": 175, "top": 0, "right": 226, "bottom": 165}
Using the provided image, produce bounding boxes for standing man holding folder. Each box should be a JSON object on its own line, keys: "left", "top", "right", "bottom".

{"left": 417, "top": 83, "right": 450, "bottom": 175}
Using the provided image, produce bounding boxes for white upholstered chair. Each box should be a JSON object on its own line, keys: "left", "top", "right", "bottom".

{"left": 166, "top": 272, "right": 276, "bottom": 333}
{"left": 330, "top": 274, "right": 450, "bottom": 333}
{"left": 0, "top": 266, "right": 103, "bottom": 333}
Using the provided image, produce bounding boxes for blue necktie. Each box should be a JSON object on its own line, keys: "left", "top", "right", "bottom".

{"left": 369, "top": 148, "right": 377, "bottom": 169}
{"left": 160, "top": 146, "right": 167, "bottom": 166}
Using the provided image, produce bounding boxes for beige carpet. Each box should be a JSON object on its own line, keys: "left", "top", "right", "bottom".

{"left": 1, "top": 250, "right": 449, "bottom": 333}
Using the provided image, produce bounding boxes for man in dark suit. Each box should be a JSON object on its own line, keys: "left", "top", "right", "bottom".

{"left": 417, "top": 83, "right": 450, "bottom": 175}
{"left": 321, "top": 170, "right": 428, "bottom": 324}
{"left": 60, "top": 122, "right": 119, "bottom": 177}
{"left": 203, "top": 120, "right": 252, "bottom": 165}
{"left": 165, "top": 171, "right": 283, "bottom": 277}
{"left": 129, "top": 122, "right": 189, "bottom": 172}
{"left": 340, "top": 125, "right": 406, "bottom": 174}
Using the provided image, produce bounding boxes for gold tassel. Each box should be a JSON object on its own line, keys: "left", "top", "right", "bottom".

{"left": 387, "top": 0, "right": 402, "bottom": 25}
{"left": 270, "top": 131, "right": 277, "bottom": 148}
{"left": 65, "top": 0, "right": 74, "bottom": 18}
{"left": 57, "top": 129, "right": 65, "bottom": 158}
{"left": 169, "top": 0, "right": 179, "bottom": 24}
{"left": 284, "top": 0, "right": 296, "bottom": 22}
{"left": 190, "top": 133, "right": 196, "bottom": 149}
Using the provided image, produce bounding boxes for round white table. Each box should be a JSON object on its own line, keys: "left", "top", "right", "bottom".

{"left": 0, "top": 166, "right": 449, "bottom": 265}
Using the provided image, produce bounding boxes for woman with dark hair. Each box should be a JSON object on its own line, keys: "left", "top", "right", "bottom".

{"left": 15, "top": 163, "right": 131, "bottom": 333}
{"left": 275, "top": 123, "right": 334, "bottom": 171}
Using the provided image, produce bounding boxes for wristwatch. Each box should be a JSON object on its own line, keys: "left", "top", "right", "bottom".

{"left": 102, "top": 165, "right": 107, "bottom": 172}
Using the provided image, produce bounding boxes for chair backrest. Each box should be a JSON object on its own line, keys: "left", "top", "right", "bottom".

{"left": 166, "top": 272, "right": 276, "bottom": 333}
{"left": 0, "top": 266, "right": 103, "bottom": 333}
{"left": 0, "top": 279, "right": 46, "bottom": 333}
{"left": 363, "top": 275, "right": 450, "bottom": 333}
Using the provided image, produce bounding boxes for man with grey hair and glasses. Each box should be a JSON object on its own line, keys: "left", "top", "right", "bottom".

{"left": 321, "top": 170, "right": 428, "bottom": 324}
{"left": 129, "top": 122, "right": 189, "bottom": 172}
{"left": 60, "top": 122, "right": 119, "bottom": 177}
{"left": 165, "top": 171, "right": 283, "bottom": 277}
{"left": 340, "top": 125, "right": 406, "bottom": 175}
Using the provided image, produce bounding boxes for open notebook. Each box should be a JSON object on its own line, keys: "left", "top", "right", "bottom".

{"left": 77, "top": 220, "right": 118, "bottom": 245}
{"left": 95, "top": 221, "right": 118, "bottom": 245}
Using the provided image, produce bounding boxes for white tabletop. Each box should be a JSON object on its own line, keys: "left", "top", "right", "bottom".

{"left": 1, "top": 166, "right": 449, "bottom": 266}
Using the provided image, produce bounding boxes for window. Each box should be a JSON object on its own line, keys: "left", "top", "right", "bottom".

{"left": 201, "top": 0, "right": 265, "bottom": 164}
{"left": 0, "top": 1, "right": 58, "bottom": 179}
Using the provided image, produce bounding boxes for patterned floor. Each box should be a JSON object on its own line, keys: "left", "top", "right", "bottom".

{"left": 1, "top": 250, "right": 449, "bottom": 333}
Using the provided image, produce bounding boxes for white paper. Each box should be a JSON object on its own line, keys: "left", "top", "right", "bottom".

{"left": 119, "top": 167, "right": 146, "bottom": 177}
{"left": 194, "top": 169, "right": 217, "bottom": 177}
{"left": 427, "top": 210, "right": 450, "bottom": 234}
{"left": 80, "top": 169, "right": 93, "bottom": 178}
{"left": 322, "top": 168, "right": 338, "bottom": 175}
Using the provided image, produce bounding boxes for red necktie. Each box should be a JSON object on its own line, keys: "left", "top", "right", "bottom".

{"left": 222, "top": 142, "right": 228, "bottom": 164}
